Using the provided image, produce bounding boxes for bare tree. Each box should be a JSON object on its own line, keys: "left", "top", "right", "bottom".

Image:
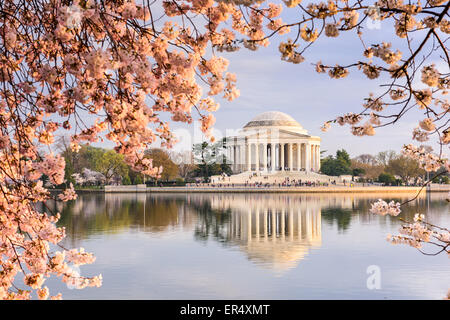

{"left": 376, "top": 150, "right": 397, "bottom": 167}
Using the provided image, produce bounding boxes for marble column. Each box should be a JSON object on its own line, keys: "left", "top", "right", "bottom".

{"left": 315, "top": 145, "right": 318, "bottom": 171}
{"left": 262, "top": 143, "right": 268, "bottom": 172}
{"left": 280, "top": 143, "right": 285, "bottom": 171}
{"left": 297, "top": 143, "right": 301, "bottom": 171}
{"left": 246, "top": 143, "right": 251, "bottom": 171}
{"left": 240, "top": 144, "right": 243, "bottom": 172}
{"left": 233, "top": 145, "right": 236, "bottom": 172}
{"left": 238, "top": 144, "right": 241, "bottom": 172}
{"left": 305, "top": 143, "right": 311, "bottom": 172}
{"left": 317, "top": 145, "right": 321, "bottom": 171}
{"left": 255, "top": 143, "right": 259, "bottom": 172}
{"left": 271, "top": 143, "right": 276, "bottom": 172}
{"left": 236, "top": 145, "right": 240, "bottom": 172}
{"left": 288, "top": 143, "right": 293, "bottom": 171}
{"left": 316, "top": 145, "right": 320, "bottom": 171}
{"left": 313, "top": 145, "right": 317, "bottom": 171}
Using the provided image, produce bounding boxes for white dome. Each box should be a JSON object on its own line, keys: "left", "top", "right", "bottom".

{"left": 243, "top": 111, "right": 302, "bottom": 129}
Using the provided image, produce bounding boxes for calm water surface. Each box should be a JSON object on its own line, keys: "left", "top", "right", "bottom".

{"left": 45, "top": 192, "right": 449, "bottom": 299}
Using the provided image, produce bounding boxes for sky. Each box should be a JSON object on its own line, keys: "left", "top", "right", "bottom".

{"left": 87, "top": 2, "right": 449, "bottom": 159}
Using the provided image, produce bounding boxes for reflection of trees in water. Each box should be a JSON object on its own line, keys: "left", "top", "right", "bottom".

{"left": 45, "top": 192, "right": 448, "bottom": 248}
{"left": 321, "top": 194, "right": 449, "bottom": 233}
{"left": 47, "top": 193, "right": 184, "bottom": 246}
{"left": 322, "top": 208, "right": 352, "bottom": 232}
{"left": 49, "top": 192, "right": 446, "bottom": 272}
{"left": 190, "top": 200, "right": 232, "bottom": 245}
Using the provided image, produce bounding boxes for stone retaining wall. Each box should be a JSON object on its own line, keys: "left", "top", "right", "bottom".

{"left": 104, "top": 184, "right": 147, "bottom": 193}
{"left": 102, "top": 185, "right": 450, "bottom": 193}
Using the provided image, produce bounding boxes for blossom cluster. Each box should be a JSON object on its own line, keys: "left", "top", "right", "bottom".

{"left": 369, "top": 199, "right": 402, "bottom": 216}
{"left": 279, "top": 40, "right": 305, "bottom": 64}
{"left": 402, "top": 144, "right": 448, "bottom": 172}
{"left": 371, "top": 202, "right": 449, "bottom": 258}
{"left": 58, "top": 184, "right": 78, "bottom": 201}
{"left": 386, "top": 214, "right": 450, "bottom": 256}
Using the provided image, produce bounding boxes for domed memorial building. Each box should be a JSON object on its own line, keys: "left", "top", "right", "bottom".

{"left": 224, "top": 111, "right": 321, "bottom": 175}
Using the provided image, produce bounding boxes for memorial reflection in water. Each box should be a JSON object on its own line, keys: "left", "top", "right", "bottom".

{"left": 203, "top": 194, "right": 322, "bottom": 272}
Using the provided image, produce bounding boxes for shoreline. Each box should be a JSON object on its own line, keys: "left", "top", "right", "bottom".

{"left": 100, "top": 185, "right": 450, "bottom": 194}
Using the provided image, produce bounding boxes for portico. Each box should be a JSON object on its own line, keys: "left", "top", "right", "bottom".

{"left": 226, "top": 111, "right": 321, "bottom": 174}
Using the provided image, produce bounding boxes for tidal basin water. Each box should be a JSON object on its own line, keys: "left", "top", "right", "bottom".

{"left": 45, "top": 192, "right": 449, "bottom": 299}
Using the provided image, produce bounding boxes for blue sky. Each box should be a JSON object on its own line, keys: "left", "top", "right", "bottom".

{"left": 84, "top": 2, "right": 448, "bottom": 159}
{"left": 167, "top": 17, "right": 444, "bottom": 158}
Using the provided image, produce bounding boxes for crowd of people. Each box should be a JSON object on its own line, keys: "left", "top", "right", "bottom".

{"left": 187, "top": 176, "right": 340, "bottom": 188}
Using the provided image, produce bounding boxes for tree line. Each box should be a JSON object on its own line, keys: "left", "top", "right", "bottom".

{"left": 58, "top": 135, "right": 448, "bottom": 187}
{"left": 57, "top": 137, "right": 232, "bottom": 186}
{"left": 321, "top": 148, "right": 449, "bottom": 185}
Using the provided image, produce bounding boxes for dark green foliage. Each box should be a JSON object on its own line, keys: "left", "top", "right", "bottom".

{"left": 320, "top": 149, "right": 352, "bottom": 176}
{"left": 378, "top": 172, "right": 397, "bottom": 185}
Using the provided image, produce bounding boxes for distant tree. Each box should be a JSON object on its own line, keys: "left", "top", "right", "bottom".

{"left": 56, "top": 135, "right": 77, "bottom": 185}
{"left": 72, "top": 168, "right": 106, "bottom": 186}
{"left": 127, "top": 168, "right": 144, "bottom": 185}
{"left": 320, "top": 156, "right": 333, "bottom": 175}
{"left": 133, "top": 174, "right": 144, "bottom": 185}
{"left": 336, "top": 149, "right": 351, "bottom": 167}
{"left": 208, "top": 162, "right": 233, "bottom": 177}
{"left": 351, "top": 159, "right": 385, "bottom": 180}
{"left": 71, "top": 173, "right": 85, "bottom": 186}
{"left": 145, "top": 149, "right": 178, "bottom": 182}
{"left": 170, "top": 150, "right": 198, "bottom": 180}
{"left": 178, "top": 162, "right": 198, "bottom": 180}
{"left": 354, "top": 154, "right": 378, "bottom": 165}
{"left": 76, "top": 145, "right": 104, "bottom": 173}
{"left": 192, "top": 141, "right": 231, "bottom": 182}
{"left": 58, "top": 139, "right": 129, "bottom": 185}
{"left": 82, "top": 168, "right": 106, "bottom": 186}
{"left": 376, "top": 151, "right": 397, "bottom": 167}
{"left": 122, "top": 175, "right": 131, "bottom": 185}
{"left": 431, "top": 168, "right": 450, "bottom": 184}
{"left": 352, "top": 168, "right": 366, "bottom": 179}
{"left": 93, "top": 149, "right": 129, "bottom": 184}
{"left": 378, "top": 173, "right": 397, "bottom": 186}
{"left": 432, "top": 175, "right": 449, "bottom": 184}
{"left": 386, "top": 156, "right": 425, "bottom": 184}
{"left": 321, "top": 149, "right": 352, "bottom": 176}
